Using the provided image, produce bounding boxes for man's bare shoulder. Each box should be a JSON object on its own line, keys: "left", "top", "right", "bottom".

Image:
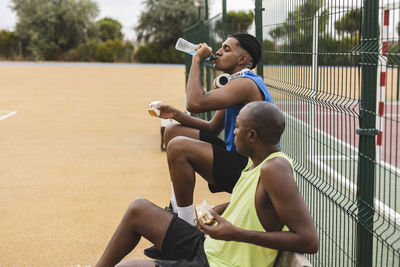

{"left": 260, "top": 156, "right": 294, "bottom": 188}
{"left": 228, "top": 76, "right": 259, "bottom": 90}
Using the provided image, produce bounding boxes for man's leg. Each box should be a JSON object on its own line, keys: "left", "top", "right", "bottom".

{"left": 163, "top": 122, "right": 200, "bottom": 147}
{"left": 163, "top": 123, "right": 200, "bottom": 213}
{"left": 166, "top": 136, "right": 215, "bottom": 223}
{"left": 95, "top": 198, "right": 174, "bottom": 267}
{"left": 142, "top": 123, "right": 204, "bottom": 259}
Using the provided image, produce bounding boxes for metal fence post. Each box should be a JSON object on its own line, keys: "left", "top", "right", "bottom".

{"left": 204, "top": 0, "right": 212, "bottom": 121}
{"left": 222, "top": 0, "right": 227, "bottom": 40}
{"left": 357, "top": 0, "right": 379, "bottom": 266}
{"left": 255, "top": 0, "right": 263, "bottom": 79}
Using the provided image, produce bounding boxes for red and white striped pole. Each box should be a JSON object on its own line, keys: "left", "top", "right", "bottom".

{"left": 376, "top": 7, "right": 389, "bottom": 162}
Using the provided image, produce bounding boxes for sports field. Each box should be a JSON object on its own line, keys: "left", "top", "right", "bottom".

{"left": 0, "top": 63, "right": 230, "bottom": 266}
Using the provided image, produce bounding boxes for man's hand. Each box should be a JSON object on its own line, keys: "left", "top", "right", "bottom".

{"left": 197, "top": 210, "right": 238, "bottom": 241}
{"left": 193, "top": 43, "right": 212, "bottom": 62}
{"left": 158, "top": 104, "right": 178, "bottom": 119}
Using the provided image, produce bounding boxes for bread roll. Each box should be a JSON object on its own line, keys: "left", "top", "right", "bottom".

{"left": 148, "top": 101, "right": 162, "bottom": 117}
{"left": 195, "top": 200, "right": 215, "bottom": 225}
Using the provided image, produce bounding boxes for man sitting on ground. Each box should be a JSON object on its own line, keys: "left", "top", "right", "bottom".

{"left": 95, "top": 101, "right": 319, "bottom": 267}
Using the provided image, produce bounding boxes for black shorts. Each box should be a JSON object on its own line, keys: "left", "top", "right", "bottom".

{"left": 199, "top": 130, "right": 248, "bottom": 193}
{"left": 155, "top": 215, "right": 209, "bottom": 267}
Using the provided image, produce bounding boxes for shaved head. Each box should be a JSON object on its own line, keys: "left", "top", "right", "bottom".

{"left": 241, "top": 101, "right": 285, "bottom": 145}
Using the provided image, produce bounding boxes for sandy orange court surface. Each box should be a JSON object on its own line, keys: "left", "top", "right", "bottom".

{"left": 0, "top": 63, "right": 230, "bottom": 266}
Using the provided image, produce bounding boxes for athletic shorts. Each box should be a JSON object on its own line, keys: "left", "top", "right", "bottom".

{"left": 199, "top": 130, "right": 248, "bottom": 193}
{"left": 154, "top": 215, "right": 209, "bottom": 267}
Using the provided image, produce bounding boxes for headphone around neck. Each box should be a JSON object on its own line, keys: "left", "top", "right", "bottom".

{"left": 213, "top": 68, "right": 250, "bottom": 89}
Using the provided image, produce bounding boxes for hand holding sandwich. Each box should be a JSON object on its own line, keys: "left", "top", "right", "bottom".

{"left": 197, "top": 210, "right": 238, "bottom": 241}
{"left": 157, "top": 104, "right": 179, "bottom": 119}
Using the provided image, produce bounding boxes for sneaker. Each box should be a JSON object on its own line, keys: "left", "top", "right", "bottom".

{"left": 164, "top": 201, "right": 177, "bottom": 214}
{"left": 144, "top": 245, "right": 162, "bottom": 260}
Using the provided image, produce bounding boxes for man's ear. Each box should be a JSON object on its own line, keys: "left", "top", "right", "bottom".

{"left": 238, "top": 54, "right": 248, "bottom": 66}
{"left": 248, "top": 129, "right": 257, "bottom": 143}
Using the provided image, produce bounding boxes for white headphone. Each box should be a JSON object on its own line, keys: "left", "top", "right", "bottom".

{"left": 213, "top": 68, "right": 250, "bottom": 88}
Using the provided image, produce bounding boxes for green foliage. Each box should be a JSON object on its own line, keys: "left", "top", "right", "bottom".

{"left": 95, "top": 39, "right": 133, "bottom": 62}
{"left": 134, "top": 42, "right": 183, "bottom": 64}
{"left": 11, "top": 0, "right": 99, "bottom": 60}
{"left": 96, "top": 17, "right": 123, "bottom": 42}
{"left": 265, "top": 0, "right": 328, "bottom": 65}
{"left": 334, "top": 9, "right": 362, "bottom": 34}
{"left": 67, "top": 38, "right": 98, "bottom": 61}
{"left": 398, "top": 22, "right": 400, "bottom": 38}
{"left": 264, "top": 0, "right": 364, "bottom": 66}
{"left": 160, "top": 45, "right": 184, "bottom": 63}
{"left": 226, "top": 10, "right": 254, "bottom": 35}
{"left": 0, "top": 30, "right": 18, "bottom": 58}
{"left": 212, "top": 10, "right": 254, "bottom": 40}
{"left": 95, "top": 42, "right": 113, "bottom": 62}
{"left": 263, "top": 39, "right": 280, "bottom": 65}
{"left": 385, "top": 42, "right": 400, "bottom": 66}
{"left": 269, "top": 0, "right": 327, "bottom": 45}
{"left": 135, "top": 0, "right": 202, "bottom": 46}
{"left": 67, "top": 39, "right": 134, "bottom": 62}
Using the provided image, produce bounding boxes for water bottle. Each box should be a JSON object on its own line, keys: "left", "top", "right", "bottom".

{"left": 175, "top": 38, "right": 216, "bottom": 61}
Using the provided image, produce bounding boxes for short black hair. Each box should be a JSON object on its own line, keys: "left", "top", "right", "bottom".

{"left": 231, "top": 33, "right": 261, "bottom": 69}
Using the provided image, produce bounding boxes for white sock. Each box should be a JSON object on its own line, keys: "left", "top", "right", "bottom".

{"left": 170, "top": 183, "right": 178, "bottom": 213}
{"left": 177, "top": 205, "right": 194, "bottom": 225}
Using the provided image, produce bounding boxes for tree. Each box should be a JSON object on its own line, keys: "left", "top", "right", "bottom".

{"left": 134, "top": 42, "right": 183, "bottom": 63}
{"left": 267, "top": 0, "right": 328, "bottom": 64}
{"left": 135, "top": 0, "right": 204, "bottom": 47}
{"left": 0, "top": 30, "right": 17, "bottom": 59}
{"left": 11, "top": 0, "right": 99, "bottom": 60}
{"left": 226, "top": 10, "right": 254, "bottom": 35}
{"left": 334, "top": 9, "right": 362, "bottom": 34}
{"left": 97, "top": 17, "right": 123, "bottom": 42}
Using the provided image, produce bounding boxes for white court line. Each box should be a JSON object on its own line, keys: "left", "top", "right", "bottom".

{"left": 287, "top": 111, "right": 347, "bottom": 115}
{"left": 317, "top": 155, "right": 356, "bottom": 161}
{"left": 0, "top": 111, "right": 17, "bottom": 120}
{"left": 284, "top": 112, "right": 400, "bottom": 226}
{"left": 287, "top": 111, "right": 399, "bottom": 117}
{"left": 285, "top": 112, "right": 358, "bottom": 152}
{"left": 285, "top": 112, "right": 400, "bottom": 174}
{"left": 312, "top": 157, "right": 400, "bottom": 227}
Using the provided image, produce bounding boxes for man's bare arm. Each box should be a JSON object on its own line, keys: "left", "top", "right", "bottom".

{"left": 159, "top": 105, "right": 225, "bottom": 135}
{"left": 211, "top": 202, "right": 229, "bottom": 215}
{"left": 186, "top": 44, "right": 261, "bottom": 113}
{"left": 186, "top": 78, "right": 261, "bottom": 113}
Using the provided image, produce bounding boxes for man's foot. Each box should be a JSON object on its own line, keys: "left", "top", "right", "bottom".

{"left": 144, "top": 245, "right": 162, "bottom": 260}
{"left": 164, "top": 201, "right": 177, "bottom": 214}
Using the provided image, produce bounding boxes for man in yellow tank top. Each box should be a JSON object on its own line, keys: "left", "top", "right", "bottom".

{"left": 95, "top": 102, "right": 319, "bottom": 267}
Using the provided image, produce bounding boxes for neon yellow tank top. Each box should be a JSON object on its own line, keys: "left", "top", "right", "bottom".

{"left": 204, "top": 152, "right": 295, "bottom": 267}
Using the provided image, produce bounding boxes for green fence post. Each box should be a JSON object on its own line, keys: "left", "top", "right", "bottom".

{"left": 357, "top": 0, "right": 379, "bottom": 266}
{"left": 205, "top": 0, "right": 208, "bottom": 20}
{"left": 255, "top": 0, "right": 263, "bottom": 79}
{"left": 222, "top": 0, "right": 227, "bottom": 39}
{"left": 204, "top": 0, "right": 212, "bottom": 120}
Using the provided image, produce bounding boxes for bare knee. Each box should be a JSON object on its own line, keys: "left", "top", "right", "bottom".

{"left": 163, "top": 122, "right": 181, "bottom": 147}
{"left": 126, "top": 198, "right": 152, "bottom": 220}
{"left": 166, "top": 136, "right": 191, "bottom": 159}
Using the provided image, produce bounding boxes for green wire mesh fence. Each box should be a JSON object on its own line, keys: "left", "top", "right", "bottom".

{"left": 263, "top": 0, "right": 399, "bottom": 266}
{"left": 183, "top": 0, "right": 400, "bottom": 265}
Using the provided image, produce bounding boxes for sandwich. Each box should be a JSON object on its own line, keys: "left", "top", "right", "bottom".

{"left": 195, "top": 200, "right": 215, "bottom": 225}
{"left": 148, "top": 101, "right": 162, "bottom": 117}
